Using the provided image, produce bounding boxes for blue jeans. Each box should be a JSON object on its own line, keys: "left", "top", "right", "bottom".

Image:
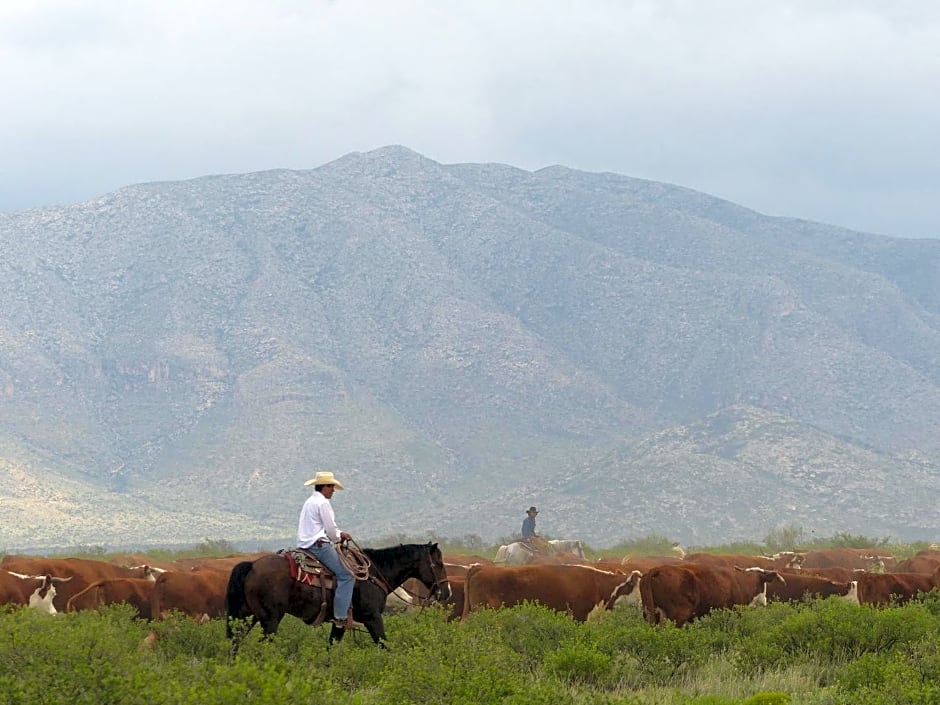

{"left": 308, "top": 542, "right": 354, "bottom": 621}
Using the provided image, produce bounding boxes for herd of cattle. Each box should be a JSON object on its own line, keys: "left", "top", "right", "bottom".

{"left": 2, "top": 543, "right": 940, "bottom": 630}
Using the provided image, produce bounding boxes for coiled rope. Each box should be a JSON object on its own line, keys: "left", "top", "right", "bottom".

{"left": 337, "top": 539, "right": 373, "bottom": 582}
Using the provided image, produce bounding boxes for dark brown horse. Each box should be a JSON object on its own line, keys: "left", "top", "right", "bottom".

{"left": 225, "top": 542, "right": 450, "bottom": 651}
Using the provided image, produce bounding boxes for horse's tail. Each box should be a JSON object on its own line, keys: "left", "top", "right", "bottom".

{"left": 225, "top": 561, "right": 254, "bottom": 639}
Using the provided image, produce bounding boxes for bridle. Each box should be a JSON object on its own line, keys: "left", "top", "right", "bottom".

{"left": 342, "top": 542, "right": 449, "bottom": 604}
{"left": 397, "top": 548, "right": 448, "bottom": 607}
{"left": 424, "top": 546, "right": 450, "bottom": 597}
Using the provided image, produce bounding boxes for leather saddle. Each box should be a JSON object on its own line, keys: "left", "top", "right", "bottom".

{"left": 278, "top": 548, "right": 337, "bottom": 591}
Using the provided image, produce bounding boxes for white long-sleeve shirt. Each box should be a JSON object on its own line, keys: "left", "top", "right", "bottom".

{"left": 296, "top": 490, "right": 343, "bottom": 547}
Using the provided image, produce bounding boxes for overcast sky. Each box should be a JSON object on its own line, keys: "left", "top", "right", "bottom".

{"left": 2, "top": 1, "right": 938, "bottom": 238}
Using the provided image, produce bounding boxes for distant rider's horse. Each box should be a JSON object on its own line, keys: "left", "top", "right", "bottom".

{"left": 225, "top": 542, "right": 450, "bottom": 651}
{"left": 495, "top": 539, "right": 586, "bottom": 564}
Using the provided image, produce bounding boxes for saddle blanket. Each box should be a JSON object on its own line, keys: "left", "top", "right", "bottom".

{"left": 278, "top": 548, "right": 335, "bottom": 589}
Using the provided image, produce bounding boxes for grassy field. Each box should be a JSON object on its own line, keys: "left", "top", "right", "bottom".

{"left": 2, "top": 532, "right": 937, "bottom": 704}
{"left": 2, "top": 589, "right": 940, "bottom": 705}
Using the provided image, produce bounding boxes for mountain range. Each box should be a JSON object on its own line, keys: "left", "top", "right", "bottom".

{"left": 1, "top": 145, "right": 938, "bottom": 551}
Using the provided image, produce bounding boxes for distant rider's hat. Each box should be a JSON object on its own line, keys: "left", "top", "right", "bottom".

{"left": 304, "top": 471, "right": 345, "bottom": 490}
{"left": 527, "top": 506, "right": 538, "bottom": 514}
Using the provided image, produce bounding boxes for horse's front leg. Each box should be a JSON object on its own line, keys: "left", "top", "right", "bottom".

{"left": 328, "top": 623, "right": 346, "bottom": 646}
{"left": 351, "top": 584, "right": 388, "bottom": 647}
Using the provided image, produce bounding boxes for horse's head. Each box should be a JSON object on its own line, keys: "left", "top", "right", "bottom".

{"left": 417, "top": 542, "right": 451, "bottom": 602}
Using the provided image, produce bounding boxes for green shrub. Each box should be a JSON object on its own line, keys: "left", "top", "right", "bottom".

{"left": 545, "top": 643, "right": 613, "bottom": 686}
{"left": 833, "top": 639, "right": 940, "bottom": 705}
{"left": 461, "top": 601, "right": 580, "bottom": 666}
{"left": 741, "top": 693, "right": 790, "bottom": 705}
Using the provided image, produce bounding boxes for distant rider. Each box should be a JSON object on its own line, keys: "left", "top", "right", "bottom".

{"left": 521, "top": 506, "right": 551, "bottom": 552}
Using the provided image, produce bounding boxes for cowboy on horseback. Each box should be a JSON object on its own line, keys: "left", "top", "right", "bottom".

{"left": 521, "top": 506, "right": 552, "bottom": 553}
{"left": 296, "top": 470, "right": 354, "bottom": 629}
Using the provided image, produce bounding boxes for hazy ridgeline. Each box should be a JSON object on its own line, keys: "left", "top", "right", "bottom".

{"left": 3, "top": 147, "right": 940, "bottom": 550}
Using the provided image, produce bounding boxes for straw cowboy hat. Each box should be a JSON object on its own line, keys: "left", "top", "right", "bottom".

{"left": 303, "top": 471, "right": 345, "bottom": 489}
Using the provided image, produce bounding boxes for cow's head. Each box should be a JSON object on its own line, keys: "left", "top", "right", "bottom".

{"left": 130, "top": 564, "right": 166, "bottom": 582}
{"left": 772, "top": 551, "right": 806, "bottom": 570}
{"left": 738, "top": 567, "right": 785, "bottom": 607}
{"left": 28, "top": 576, "right": 58, "bottom": 614}
{"left": 842, "top": 580, "right": 859, "bottom": 605}
{"left": 606, "top": 570, "right": 642, "bottom": 609}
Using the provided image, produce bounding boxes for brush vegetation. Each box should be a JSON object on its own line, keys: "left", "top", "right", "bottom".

{"left": 2, "top": 593, "right": 940, "bottom": 704}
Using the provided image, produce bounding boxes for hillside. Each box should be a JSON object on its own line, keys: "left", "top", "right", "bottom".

{"left": 1, "top": 146, "right": 938, "bottom": 549}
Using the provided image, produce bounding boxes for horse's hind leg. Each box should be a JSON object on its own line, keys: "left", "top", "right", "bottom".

{"left": 228, "top": 616, "right": 257, "bottom": 658}
{"left": 259, "top": 612, "right": 284, "bottom": 639}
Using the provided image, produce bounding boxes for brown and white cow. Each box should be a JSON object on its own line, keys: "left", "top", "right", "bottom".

{"left": 65, "top": 578, "right": 156, "bottom": 619}
{"left": 0, "top": 557, "right": 155, "bottom": 612}
{"left": 435, "top": 575, "right": 466, "bottom": 621}
{"left": 800, "top": 548, "right": 896, "bottom": 572}
{"left": 892, "top": 555, "right": 940, "bottom": 574}
{"left": 683, "top": 552, "right": 803, "bottom": 571}
{"left": 390, "top": 563, "right": 473, "bottom": 619}
{"left": 639, "top": 564, "right": 784, "bottom": 627}
{"left": 0, "top": 570, "right": 71, "bottom": 614}
{"left": 443, "top": 555, "right": 494, "bottom": 567}
{"left": 799, "top": 566, "right": 867, "bottom": 583}
{"left": 856, "top": 570, "right": 940, "bottom": 607}
{"left": 461, "top": 564, "right": 636, "bottom": 622}
{"left": 617, "top": 555, "right": 683, "bottom": 571}
{"left": 161, "top": 552, "right": 270, "bottom": 573}
{"left": 766, "top": 572, "right": 858, "bottom": 604}
{"left": 150, "top": 568, "right": 230, "bottom": 620}
{"left": 914, "top": 546, "right": 940, "bottom": 558}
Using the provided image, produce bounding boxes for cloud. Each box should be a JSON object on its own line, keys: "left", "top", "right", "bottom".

{"left": 1, "top": 0, "right": 938, "bottom": 237}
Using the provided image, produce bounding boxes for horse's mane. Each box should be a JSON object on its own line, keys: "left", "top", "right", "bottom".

{"left": 362, "top": 542, "right": 437, "bottom": 562}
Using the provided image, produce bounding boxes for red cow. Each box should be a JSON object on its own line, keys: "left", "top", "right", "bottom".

{"left": 461, "top": 564, "right": 637, "bottom": 622}
{"left": 767, "top": 572, "right": 858, "bottom": 604}
{"left": 150, "top": 568, "right": 230, "bottom": 620}
{"left": 66, "top": 578, "right": 156, "bottom": 619}
{"left": 856, "top": 570, "right": 940, "bottom": 606}
{"left": 639, "top": 564, "right": 784, "bottom": 627}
